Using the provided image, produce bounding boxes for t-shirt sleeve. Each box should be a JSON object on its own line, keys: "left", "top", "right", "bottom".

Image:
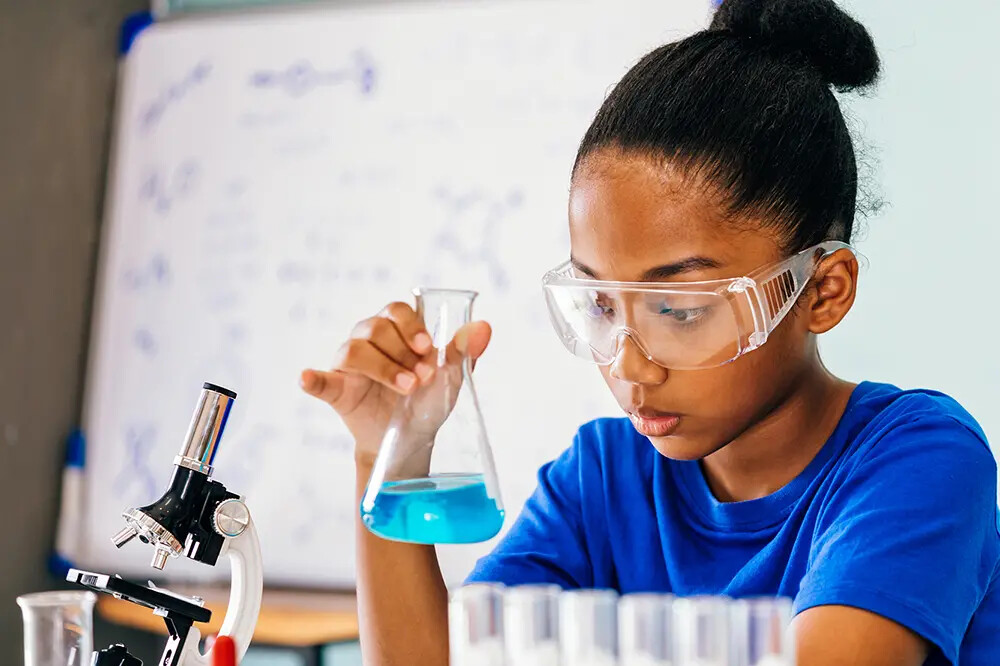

{"left": 795, "top": 415, "right": 1000, "bottom": 664}
{"left": 465, "top": 432, "right": 594, "bottom": 589}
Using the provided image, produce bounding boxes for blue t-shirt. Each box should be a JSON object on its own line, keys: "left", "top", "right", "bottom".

{"left": 467, "top": 382, "right": 1000, "bottom": 665}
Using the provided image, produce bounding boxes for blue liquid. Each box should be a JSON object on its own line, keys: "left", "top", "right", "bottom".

{"left": 362, "top": 474, "right": 504, "bottom": 544}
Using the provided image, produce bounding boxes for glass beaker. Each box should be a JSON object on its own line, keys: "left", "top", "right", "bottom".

{"left": 360, "top": 288, "right": 504, "bottom": 544}
{"left": 17, "top": 590, "right": 97, "bottom": 666}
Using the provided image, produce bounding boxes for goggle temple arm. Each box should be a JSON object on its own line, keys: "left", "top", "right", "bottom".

{"left": 736, "top": 243, "right": 842, "bottom": 354}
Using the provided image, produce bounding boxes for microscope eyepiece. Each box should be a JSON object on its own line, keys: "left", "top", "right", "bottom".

{"left": 174, "top": 383, "right": 237, "bottom": 476}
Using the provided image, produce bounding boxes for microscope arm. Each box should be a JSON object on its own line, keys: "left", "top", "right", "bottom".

{"left": 177, "top": 519, "right": 263, "bottom": 666}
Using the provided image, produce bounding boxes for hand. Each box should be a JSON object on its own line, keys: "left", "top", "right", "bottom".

{"left": 300, "top": 301, "right": 491, "bottom": 467}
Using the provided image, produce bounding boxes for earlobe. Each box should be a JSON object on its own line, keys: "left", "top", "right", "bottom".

{"left": 808, "top": 253, "right": 859, "bottom": 334}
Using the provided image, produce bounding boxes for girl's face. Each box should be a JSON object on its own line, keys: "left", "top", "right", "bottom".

{"left": 569, "top": 150, "right": 821, "bottom": 460}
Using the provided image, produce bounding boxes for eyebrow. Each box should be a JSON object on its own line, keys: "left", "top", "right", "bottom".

{"left": 570, "top": 256, "right": 724, "bottom": 281}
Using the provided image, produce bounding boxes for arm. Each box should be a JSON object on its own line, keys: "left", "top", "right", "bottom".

{"left": 794, "top": 605, "right": 927, "bottom": 665}
{"left": 355, "top": 460, "right": 449, "bottom": 666}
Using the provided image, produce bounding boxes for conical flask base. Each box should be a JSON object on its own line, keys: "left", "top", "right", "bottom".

{"left": 362, "top": 472, "right": 504, "bottom": 544}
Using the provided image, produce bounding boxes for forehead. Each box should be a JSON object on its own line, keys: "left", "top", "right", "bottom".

{"left": 569, "top": 151, "right": 782, "bottom": 279}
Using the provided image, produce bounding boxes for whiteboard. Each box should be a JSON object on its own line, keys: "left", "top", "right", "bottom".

{"left": 81, "top": 0, "right": 713, "bottom": 587}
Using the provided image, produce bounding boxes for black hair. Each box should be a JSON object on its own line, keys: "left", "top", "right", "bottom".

{"left": 574, "top": 0, "right": 880, "bottom": 252}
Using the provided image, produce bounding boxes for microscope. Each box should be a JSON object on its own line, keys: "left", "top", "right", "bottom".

{"left": 69, "top": 383, "right": 263, "bottom": 666}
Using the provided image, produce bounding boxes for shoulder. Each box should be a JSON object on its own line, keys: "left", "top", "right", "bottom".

{"left": 830, "top": 381, "right": 997, "bottom": 519}
{"left": 841, "top": 381, "right": 994, "bottom": 467}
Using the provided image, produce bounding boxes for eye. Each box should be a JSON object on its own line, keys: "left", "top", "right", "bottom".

{"left": 652, "top": 302, "right": 710, "bottom": 325}
{"left": 670, "top": 307, "right": 708, "bottom": 324}
{"left": 584, "top": 291, "right": 616, "bottom": 319}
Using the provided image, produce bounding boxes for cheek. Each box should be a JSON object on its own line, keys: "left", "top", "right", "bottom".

{"left": 678, "top": 317, "right": 811, "bottom": 423}
{"left": 593, "top": 313, "right": 811, "bottom": 424}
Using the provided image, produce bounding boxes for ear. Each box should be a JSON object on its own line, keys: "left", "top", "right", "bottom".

{"left": 808, "top": 248, "right": 859, "bottom": 334}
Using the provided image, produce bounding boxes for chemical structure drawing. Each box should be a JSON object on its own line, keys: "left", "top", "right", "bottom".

{"left": 248, "top": 51, "right": 376, "bottom": 98}
{"left": 426, "top": 186, "right": 524, "bottom": 292}
{"left": 122, "top": 253, "right": 170, "bottom": 291}
{"left": 139, "top": 161, "right": 199, "bottom": 214}
{"left": 140, "top": 61, "right": 212, "bottom": 133}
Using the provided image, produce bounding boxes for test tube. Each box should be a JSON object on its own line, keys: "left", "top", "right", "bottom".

{"left": 745, "top": 597, "right": 794, "bottom": 666}
{"left": 449, "top": 584, "right": 505, "bottom": 666}
{"left": 673, "top": 596, "right": 730, "bottom": 666}
{"left": 619, "top": 593, "right": 674, "bottom": 666}
{"left": 504, "top": 584, "right": 560, "bottom": 666}
{"left": 559, "top": 589, "right": 618, "bottom": 666}
{"left": 728, "top": 599, "right": 750, "bottom": 666}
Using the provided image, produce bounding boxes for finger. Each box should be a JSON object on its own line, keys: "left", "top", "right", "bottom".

{"left": 300, "top": 368, "right": 348, "bottom": 406}
{"left": 380, "top": 301, "right": 433, "bottom": 354}
{"left": 352, "top": 316, "right": 428, "bottom": 380}
{"left": 335, "top": 338, "right": 418, "bottom": 394}
{"left": 445, "top": 321, "right": 492, "bottom": 366}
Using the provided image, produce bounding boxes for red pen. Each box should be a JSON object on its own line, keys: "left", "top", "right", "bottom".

{"left": 211, "top": 635, "right": 237, "bottom": 666}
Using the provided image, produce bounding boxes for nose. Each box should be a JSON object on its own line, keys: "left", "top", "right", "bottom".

{"left": 609, "top": 331, "right": 667, "bottom": 386}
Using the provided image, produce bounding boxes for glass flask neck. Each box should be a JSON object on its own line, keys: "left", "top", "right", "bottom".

{"left": 415, "top": 288, "right": 477, "bottom": 349}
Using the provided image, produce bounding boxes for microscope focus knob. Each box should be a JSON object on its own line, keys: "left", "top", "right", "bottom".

{"left": 212, "top": 498, "right": 250, "bottom": 537}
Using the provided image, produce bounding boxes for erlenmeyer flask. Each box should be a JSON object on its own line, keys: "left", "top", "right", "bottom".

{"left": 360, "top": 288, "right": 504, "bottom": 544}
{"left": 17, "top": 590, "right": 96, "bottom": 666}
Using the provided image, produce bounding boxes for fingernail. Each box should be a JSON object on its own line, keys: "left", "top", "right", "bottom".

{"left": 415, "top": 362, "right": 434, "bottom": 382}
{"left": 396, "top": 373, "right": 416, "bottom": 391}
{"left": 414, "top": 332, "right": 432, "bottom": 352}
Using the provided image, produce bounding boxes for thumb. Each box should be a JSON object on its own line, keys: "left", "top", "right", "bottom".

{"left": 463, "top": 321, "right": 492, "bottom": 360}
{"left": 447, "top": 321, "right": 492, "bottom": 366}
{"left": 299, "top": 368, "right": 347, "bottom": 407}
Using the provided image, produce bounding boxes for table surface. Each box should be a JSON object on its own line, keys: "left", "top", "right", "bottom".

{"left": 97, "top": 586, "right": 359, "bottom": 646}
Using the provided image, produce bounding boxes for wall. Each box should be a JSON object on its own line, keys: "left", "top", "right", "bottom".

{"left": 0, "top": 1, "right": 145, "bottom": 662}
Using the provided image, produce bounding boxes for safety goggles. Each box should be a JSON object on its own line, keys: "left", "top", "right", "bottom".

{"left": 541, "top": 241, "right": 856, "bottom": 370}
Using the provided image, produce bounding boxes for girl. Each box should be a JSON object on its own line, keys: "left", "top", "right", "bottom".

{"left": 301, "top": 0, "right": 1000, "bottom": 663}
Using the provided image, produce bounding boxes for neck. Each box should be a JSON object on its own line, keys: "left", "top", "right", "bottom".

{"left": 700, "top": 362, "right": 855, "bottom": 503}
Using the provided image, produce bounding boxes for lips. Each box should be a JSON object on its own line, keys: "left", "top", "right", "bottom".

{"left": 628, "top": 409, "right": 681, "bottom": 437}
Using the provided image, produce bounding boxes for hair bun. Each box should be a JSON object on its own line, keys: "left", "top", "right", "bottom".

{"left": 710, "top": 0, "right": 880, "bottom": 90}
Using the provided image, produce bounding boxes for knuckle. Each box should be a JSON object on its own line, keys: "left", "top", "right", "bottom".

{"left": 369, "top": 316, "right": 393, "bottom": 338}
{"left": 383, "top": 301, "right": 413, "bottom": 321}
{"left": 342, "top": 338, "right": 369, "bottom": 363}
{"left": 350, "top": 317, "right": 378, "bottom": 339}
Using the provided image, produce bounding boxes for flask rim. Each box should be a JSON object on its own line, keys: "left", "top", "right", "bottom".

{"left": 412, "top": 287, "right": 479, "bottom": 300}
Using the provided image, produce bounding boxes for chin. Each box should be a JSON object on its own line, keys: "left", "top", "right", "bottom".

{"left": 645, "top": 434, "right": 714, "bottom": 461}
